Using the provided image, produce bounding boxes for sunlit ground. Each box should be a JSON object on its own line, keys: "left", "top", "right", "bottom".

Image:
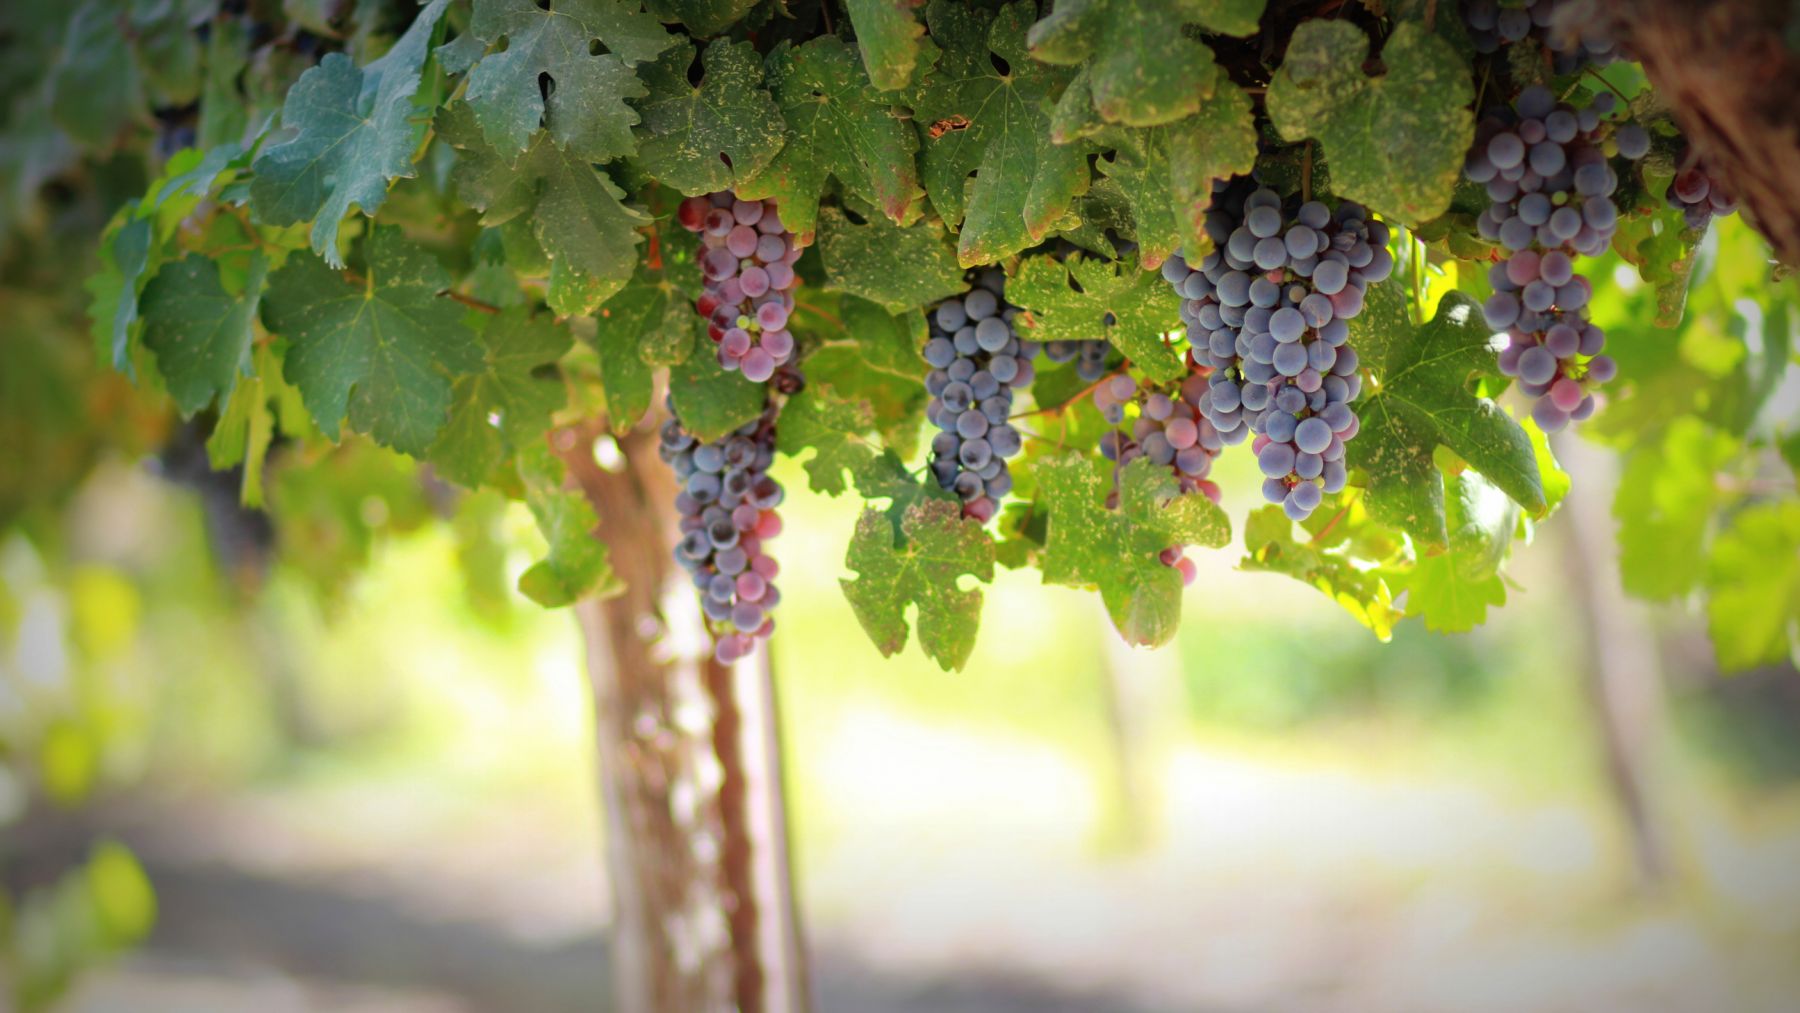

{"left": 13, "top": 448, "right": 1800, "bottom": 1012}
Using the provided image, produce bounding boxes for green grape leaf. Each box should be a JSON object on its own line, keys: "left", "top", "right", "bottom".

{"left": 49, "top": 0, "right": 144, "bottom": 147}
{"left": 249, "top": 0, "right": 452, "bottom": 267}
{"left": 815, "top": 206, "right": 965, "bottom": 313}
{"left": 1039, "top": 453, "right": 1230, "bottom": 646}
{"left": 799, "top": 295, "right": 931, "bottom": 457}
{"left": 429, "top": 308, "right": 574, "bottom": 487}
{"left": 138, "top": 252, "right": 268, "bottom": 415}
{"left": 590, "top": 296, "right": 658, "bottom": 431}
{"left": 516, "top": 442, "right": 621, "bottom": 607}
{"left": 207, "top": 345, "right": 298, "bottom": 508}
{"left": 1611, "top": 204, "right": 1700, "bottom": 328}
{"left": 1168, "top": 85, "right": 1257, "bottom": 259}
{"left": 1405, "top": 552, "right": 1506, "bottom": 634}
{"left": 261, "top": 228, "right": 483, "bottom": 455}
{"left": 910, "top": 1, "right": 1090, "bottom": 267}
{"left": 1266, "top": 20, "right": 1472, "bottom": 223}
{"left": 1405, "top": 470, "right": 1516, "bottom": 632}
{"left": 440, "top": 104, "right": 648, "bottom": 315}
{"left": 1614, "top": 418, "right": 1738, "bottom": 601}
{"left": 736, "top": 37, "right": 923, "bottom": 233}
{"left": 91, "top": 216, "right": 154, "bottom": 374}
{"left": 1704, "top": 502, "right": 1800, "bottom": 672}
{"left": 845, "top": 0, "right": 930, "bottom": 91}
{"left": 1349, "top": 286, "right": 1545, "bottom": 549}
{"left": 1007, "top": 252, "right": 1185, "bottom": 382}
{"left": 1027, "top": 0, "right": 1223, "bottom": 128}
{"left": 841, "top": 497, "right": 995, "bottom": 672}
{"left": 459, "top": 0, "right": 673, "bottom": 164}
{"left": 1239, "top": 505, "right": 1403, "bottom": 640}
{"left": 631, "top": 38, "right": 786, "bottom": 195}
{"left": 1186, "top": 0, "right": 1265, "bottom": 35}
{"left": 777, "top": 384, "right": 880, "bottom": 496}
{"left": 667, "top": 351, "right": 765, "bottom": 442}
{"left": 642, "top": 0, "right": 757, "bottom": 36}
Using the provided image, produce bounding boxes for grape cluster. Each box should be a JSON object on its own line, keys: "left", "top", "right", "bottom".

{"left": 1464, "top": 0, "right": 1623, "bottom": 72}
{"left": 1466, "top": 85, "right": 1638, "bottom": 431}
{"left": 924, "top": 271, "right": 1036, "bottom": 523}
{"left": 1042, "top": 338, "right": 1114, "bottom": 382}
{"left": 1091, "top": 372, "right": 1225, "bottom": 586}
{"left": 1162, "top": 180, "right": 1388, "bottom": 522}
{"left": 1667, "top": 149, "right": 1738, "bottom": 229}
{"left": 660, "top": 403, "right": 785, "bottom": 664}
{"left": 678, "top": 193, "right": 806, "bottom": 383}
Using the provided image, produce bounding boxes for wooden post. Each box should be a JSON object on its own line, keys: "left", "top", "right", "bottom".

{"left": 559, "top": 424, "right": 810, "bottom": 1012}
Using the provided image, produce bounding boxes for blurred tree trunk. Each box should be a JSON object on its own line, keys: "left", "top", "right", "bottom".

{"left": 1554, "top": 433, "right": 1671, "bottom": 890}
{"left": 559, "top": 424, "right": 810, "bottom": 1012}
{"left": 1602, "top": 0, "right": 1800, "bottom": 264}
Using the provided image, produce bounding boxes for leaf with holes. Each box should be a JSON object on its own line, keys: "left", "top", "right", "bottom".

{"left": 1348, "top": 285, "right": 1545, "bottom": 549}
{"left": 249, "top": 0, "right": 452, "bottom": 267}
{"left": 261, "top": 228, "right": 483, "bottom": 455}
{"left": 1039, "top": 454, "right": 1230, "bottom": 646}
{"left": 1006, "top": 252, "right": 1185, "bottom": 382}
{"left": 841, "top": 497, "right": 995, "bottom": 671}
{"left": 429, "top": 308, "right": 573, "bottom": 487}
{"left": 458, "top": 0, "right": 674, "bottom": 164}
{"left": 909, "top": 0, "right": 1090, "bottom": 267}
{"left": 440, "top": 104, "right": 648, "bottom": 315}
{"left": 1266, "top": 20, "right": 1472, "bottom": 223}
{"left": 736, "top": 36, "right": 923, "bottom": 233}
{"left": 631, "top": 38, "right": 786, "bottom": 196}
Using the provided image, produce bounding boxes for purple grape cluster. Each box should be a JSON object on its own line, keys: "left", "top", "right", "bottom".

{"left": 660, "top": 402, "right": 786, "bottom": 664}
{"left": 1464, "top": 0, "right": 1623, "bottom": 72}
{"left": 1667, "top": 150, "right": 1738, "bottom": 229}
{"left": 678, "top": 193, "right": 806, "bottom": 383}
{"left": 924, "top": 270, "right": 1037, "bottom": 524}
{"left": 1042, "top": 338, "right": 1113, "bottom": 382}
{"left": 1466, "top": 85, "right": 1640, "bottom": 431}
{"left": 1161, "top": 180, "right": 1387, "bottom": 522}
{"left": 1087, "top": 374, "right": 1223, "bottom": 586}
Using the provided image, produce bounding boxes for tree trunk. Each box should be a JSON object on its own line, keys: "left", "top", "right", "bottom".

{"left": 1602, "top": 0, "right": 1800, "bottom": 264}
{"left": 558, "top": 425, "right": 810, "bottom": 1012}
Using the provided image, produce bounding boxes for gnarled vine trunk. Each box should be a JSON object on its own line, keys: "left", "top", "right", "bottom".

{"left": 559, "top": 425, "right": 810, "bottom": 1012}
{"left": 1602, "top": 0, "right": 1800, "bottom": 264}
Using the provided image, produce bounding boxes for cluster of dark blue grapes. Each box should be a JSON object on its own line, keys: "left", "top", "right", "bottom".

{"left": 660, "top": 401, "right": 785, "bottom": 664}
{"left": 1465, "top": 0, "right": 1623, "bottom": 72}
{"left": 1668, "top": 148, "right": 1739, "bottom": 230}
{"left": 678, "top": 193, "right": 805, "bottom": 384}
{"left": 1466, "top": 85, "right": 1642, "bottom": 431}
{"left": 1042, "top": 339, "right": 1113, "bottom": 382}
{"left": 923, "top": 270, "right": 1036, "bottom": 524}
{"left": 1162, "top": 179, "right": 1388, "bottom": 522}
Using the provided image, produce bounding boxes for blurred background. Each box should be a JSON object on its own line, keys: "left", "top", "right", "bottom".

{"left": 4, "top": 365, "right": 1800, "bottom": 1011}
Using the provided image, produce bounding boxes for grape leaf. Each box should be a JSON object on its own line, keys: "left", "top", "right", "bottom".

{"left": 1006, "top": 252, "right": 1185, "bottom": 382}
{"left": 776, "top": 384, "right": 880, "bottom": 496}
{"left": 1167, "top": 85, "right": 1257, "bottom": 259}
{"left": 667, "top": 350, "right": 766, "bottom": 442}
{"left": 440, "top": 104, "right": 648, "bottom": 315}
{"left": 1614, "top": 418, "right": 1737, "bottom": 601}
{"left": 249, "top": 0, "right": 452, "bottom": 267}
{"left": 841, "top": 497, "right": 995, "bottom": 672}
{"left": 1704, "top": 501, "right": 1800, "bottom": 672}
{"left": 1266, "top": 20, "right": 1472, "bottom": 223}
{"left": 261, "top": 228, "right": 483, "bottom": 455}
{"left": 799, "top": 295, "right": 931, "bottom": 457}
{"left": 1039, "top": 453, "right": 1230, "bottom": 646}
{"left": 206, "top": 345, "right": 302, "bottom": 508}
{"left": 845, "top": 0, "right": 930, "bottom": 91}
{"left": 1405, "top": 552, "right": 1505, "bottom": 634}
{"left": 459, "top": 0, "right": 672, "bottom": 164}
{"left": 1239, "top": 505, "right": 1403, "bottom": 640}
{"left": 1186, "top": 0, "right": 1265, "bottom": 35}
{"left": 909, "top": 0, "right": 1090, "bottom": 267}
{"left": 1405, "top": 470, "right": 1515, "bottom": 632}
{"left": 516, "top": 442, "right": 621, "bottom": 607}
{"left": 815, "top": 206, "right": 965, "bottom": 313}
{"left": 139, "top": 252, "right": 268, "bottom": 415}
{"left": 736, "top": 36, "right": 923, "bottom": 233}
{"left": 1090, "top": 129, "right": 1178, "bottom": 268}
{"left": 1349, "top": 285, "right": 1545, "bottom": 549}
{"left": 48, "top": 0, "right": 144, "bottom": 148}
{"left": 642, "top": 0, "right": 757, "bottom": 36}
{"left": 91, "top": 216, "right": 153, "bottom": 374}
{"left": 589, "top": 290, "right": 660, "bottom": 431}
{"left": 1027, "top": 0, "right": 1224, "bottom": 128}
{"left": 631, "top": 38, "right": 786, "bottom": 196}
{"left": 429, "top": 308, "right": 574, "bottom": 487}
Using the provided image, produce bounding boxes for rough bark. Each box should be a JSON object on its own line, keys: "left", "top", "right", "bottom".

{"left": 1603, "top": 0, "right": 1800, "bottom": 264}
{"left": 557, "top": 424, "right": 809, "bottom": 1012}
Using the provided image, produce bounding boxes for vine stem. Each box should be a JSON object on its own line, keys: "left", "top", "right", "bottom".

{"left": 442, "top": 288, "right": 501, "bottom": 314}
{"left": 1009, "top": 368, "right": 1123, "bottom": 421}
{"left": 1309, "top": 490, "right": 1362, "bottom": 544}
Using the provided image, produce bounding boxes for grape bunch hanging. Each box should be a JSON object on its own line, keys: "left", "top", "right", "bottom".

{"left": 679, "top": 193, "right": 807, "bottom": 384}
{"left": 923, "top": 272, "right": 1035, "bottom": 523}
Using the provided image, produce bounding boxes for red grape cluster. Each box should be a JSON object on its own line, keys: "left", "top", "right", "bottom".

{"left": 677, "top": 193, "right": 806, "bottom": 383}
